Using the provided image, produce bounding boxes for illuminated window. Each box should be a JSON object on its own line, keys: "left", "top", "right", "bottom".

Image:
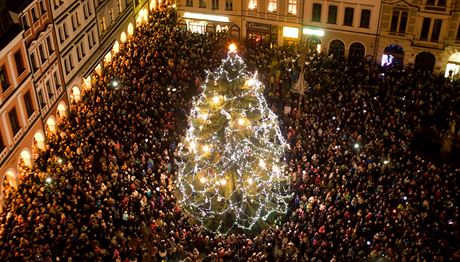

{"left": 268, "top": 0, "right": 277, "bottom": 12}
{"left": 288, "top": 0, "right": 297, "bottom": 15}
{"left": 248, "top": 0, "right": 257, "bottom": 9}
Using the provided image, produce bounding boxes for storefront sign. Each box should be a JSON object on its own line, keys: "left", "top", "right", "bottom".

{"left": 247, "top": 22, "right": 271, "bottom": 33}
{"left": 183, "top": 12, "right": 230, "bottom": 22}
{"left": 283, "top": 26, "right": 299, "bottom": 39}
{"left": 303, "top": 28, "right": 325, "bottom": 37}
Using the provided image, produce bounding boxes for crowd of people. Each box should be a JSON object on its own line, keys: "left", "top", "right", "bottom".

{"left": 0, "top": 3, "right": 459, "bottom": 261}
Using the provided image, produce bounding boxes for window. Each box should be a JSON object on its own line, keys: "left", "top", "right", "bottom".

{"left": 69, "top": 54, "right": 74, "bottom": 69}
{"left": 14, "top": 51, "right": 26, "bottom": 76}
{"left": 327, "top": 5, "right": 337, "bottom": 24}
{"left": 75, "top": 10, "right": 80, "bottom": 26}
{"left": 21, "top": 15, "right": 30, "bottom": 29}
{"left": 344, "top": 7, "right": 354, "bottom": 26}
{"left": 32, "top": 7, "right": 38, "bottom": 22}
{"left": 431, "top": 19, "right": 442, "bottom": 41}
{"left": 23, "top": 91, "right": 34, "bottom": 117}
{"left": 38, "top": 89, "right": 46, "bottom": 108}
{"left": 40, "top": 0, "right": 46, "bottom": 12}
{"left": 0, "top": 131, "right": 5, "bottom": 152}
{"left": 268, "top": 0, "right": 277, "bottom": 12}
{"left": 108, "top": 9, "right": 113, "bottom": 24}
{"left": 420, "top": 17, "right": 431, "bottom": 40}
{"left": 77, "top": 44, "right": 82, "bottom": 61}
{"left": 80, "top": 41, "right": 85, "bottom": 56}
{"left": 288, "top": 0, "right": 297, "bottom": 15}
{"left": 9, "top": 108, "right": 21, "bottom": 135}
{"left": 71, "top": 14, "right": 77, "bottom": 30}
{"left": 30, "top": 53, "right": 38, "bottom": 70}
{"left": 426, "top": 0, "right": 446, "bottom": 6}
{"left": 53, "top": 71, "right": 61, "bottom": 88}
{"left": 390, "top": 10, "right": 408, "bottom": 33}
{"left": 456, "top": 23, "right": 460, "bottom": 40}
{"left": 248, "top": 0, "right": 256, "bottom": 9}
{"left": 46, "top": 80, "right": 54, "bottom": 99}
{"left": 64, "top": 22, "right": 69, "bottom": 37}
{"left": 100, "top": 17, "right": 106, "bottom": 32}
{"left": 186, "top": 0, "right": 193, "bottom": 6}
{"left": 64, "top": 58, "right": 70, "bottom": 74}
{"left": 118, "top": 0, "right": 123, "bottom": 12}
{"left": 225, "top": 0, "right": 233, "bottom": 10}
{"left": 39, "top": 45, "right": 47, "bottom": 63}
{"left": 0, "top": 66, "right": 9, "bottom": 92}
{"left": 84, "top": 2, "right": 89, "bottom": 18}
{"left": 58, "top": 26, "right": 64, "bottom": 43}
{"left": 312, "top": 4, "right": 322, "bottom": 22}
{"left": 46, "top": 36, "right": 54, "bottom": 54}
{"left": 212, "top": 0, "right": 219, "bottom": 9}
{"left": 199, "top": 0, "right": 205, "bottom": 8}
{"left": 360, "top": 9, "right": 371, "bottom": 28}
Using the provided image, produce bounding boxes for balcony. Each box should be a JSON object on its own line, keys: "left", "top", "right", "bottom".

{"left": 13, "top": 128, "right": 24, "bottom": 144}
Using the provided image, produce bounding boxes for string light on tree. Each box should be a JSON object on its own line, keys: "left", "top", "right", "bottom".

{"left": 177, "top": 43, "right": 291, "bottom": 234}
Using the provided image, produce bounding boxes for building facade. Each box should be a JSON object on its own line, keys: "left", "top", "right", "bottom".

{"left": 0, "top": 0, "right": 41, "bottom": 204}
{"left": 0, "top": 0, "right": 146, "bottom": 206}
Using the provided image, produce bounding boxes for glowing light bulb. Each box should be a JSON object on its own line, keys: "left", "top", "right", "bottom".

{"left": 45, "top": 177, "right": 52, "bottom": 184}
{"left": 58, "top": 158, "right": 63, "bottom": 164}
{"left": 202, "top": 145, "right": 210, "bottom": 152}
{"left": 220, "top": 178, "right": 227, "bottom": 186}
{"left": 200, "top": 113, "right": 209, "bottom": 120}
{"left": 383, "top": 160, "right": 389, "bottom": 165}
{"left": 238, "top": 118, "right": 245, "bottom": 126}
{"left": 189, "top": 141, "right": 197, "bottom": 151}
{"left": 246, "top": 79, "right": 255, "bottom": 86}
{"left": 354, "top": 143, "right": 360, "bottom": 149}
{"left": 248, "top": 178, "right": 253, "bottom": 185}
{"left": 272, "top": 165, "right": 280, "bottom": 173}
{"left": 259, "top": 159, "right": 266, "bottom": 169}
{"left": 228, "top": 43, "right": 237, "bottom": 53}
{"left": 199, "top": 177, "right": 207, "bottom": 184}
{"left": 212, "top": 95, "right": 220, "bottom": 104}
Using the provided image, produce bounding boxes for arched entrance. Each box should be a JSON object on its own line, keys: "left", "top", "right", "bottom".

{"left": 120, "top": 31, "right": 127, "bottom": 43}
{"left": 305, "top": 37, "right": 322, "bottom": 52}
{"left": 4, "top": 169, "right": 18, "bottom": 190}
{"left": 382, "top": 44, "right": 404, "bottom": 67}
{"left": 57, "top": 101, "right": 67, "bottom": 118}
{"left": 230, "top": 25, "right": 241, "bottom": 41}
{"left": 328, "top": 39, "right": 345, "bottom": 58}
{"left": 34, "top": 131, "right": 45, "bottom": 151}
{"left": 71, "top": 86, "right": 81, "bottom": 102}
{"left": 349, "top": 42, "right": 365, "bottom": 60}
{"left": 445, "top": 53, "right": 460, "bottom": 78}
{"left": 414, "top": 52, "right": 436, "bottom": 72}
{"left": 46, "top": 116, "right": 57, "bottom": 134}
{"left": 20, "top": 149, "right": 32, "bottom": 168}
{"left": 127, "top": 23, "right": 134, "bottom": 36}
{"left": 113, "top": 40, "right": 120, "bottom": 54}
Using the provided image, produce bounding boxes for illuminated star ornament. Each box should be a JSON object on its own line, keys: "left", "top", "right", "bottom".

{"left": 177, "top": 44, "right": 291, "bottom": 234}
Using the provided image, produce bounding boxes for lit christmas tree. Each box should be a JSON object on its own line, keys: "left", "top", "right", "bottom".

{"left": 177, "top": 44, "right": 291, "bottom": 234}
